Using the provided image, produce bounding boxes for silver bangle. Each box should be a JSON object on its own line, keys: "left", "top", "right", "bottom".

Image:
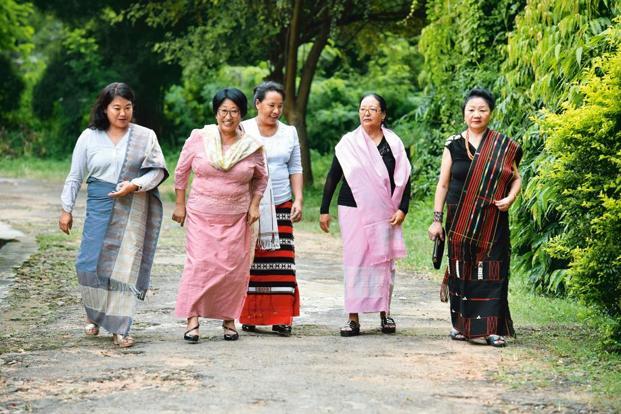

{"left": 433, "top": 211, "right": 443, "bottom": 222}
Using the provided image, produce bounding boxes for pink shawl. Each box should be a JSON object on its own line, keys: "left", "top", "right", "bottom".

{"left": 335, "top": 126, "right": 411, "bottom": 265}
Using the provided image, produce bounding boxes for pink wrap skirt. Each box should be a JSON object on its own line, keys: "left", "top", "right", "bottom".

{"left": 338, "top": 206, "right": 395, "bottom": 314}
{"left": 175, "top": 207, "right": 252, "bottom": 320}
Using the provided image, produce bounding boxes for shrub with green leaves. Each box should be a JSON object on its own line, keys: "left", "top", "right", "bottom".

{"left": 497, "top": 0, "right": 620, "bottom": 295}
{"left": 538, "top": 38, "right": 621, "bottom": 348}
{"left": 163, "top": 65, "right": 268, "bottom": 148}
{"left": 412, "top": 0, "right": 526, "bottom": 199}
{"left": 32, "top": 28, "right": 118, "bottom": 157}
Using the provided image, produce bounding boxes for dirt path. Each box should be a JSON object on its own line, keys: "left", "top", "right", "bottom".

{"left": 0, "top": 178, "right": 595, "bottom": 413}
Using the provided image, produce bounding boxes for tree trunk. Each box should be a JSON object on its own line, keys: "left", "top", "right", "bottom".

{"left": 281, "top": 0, "right": 331, "bottom": 187}
{"left": 282, "top": 0, "right": 316, "bottom": 186}
{"left": 288, "top": 112, "right": 313, "bottom": 187}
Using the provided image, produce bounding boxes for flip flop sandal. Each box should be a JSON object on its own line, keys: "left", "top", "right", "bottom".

{"left": 340, "top": 320, "right": 360, "bottom": 337}
{"left": 183, "top": 324, "right": 200, "bottom": 343}
{"left": 241, "top": 324, "right": 256, "bottom": 332}
{"left": 381, "top": 316, "right": 396, "bottom": 334}
{"left": 272, "top": 325, "right": 292, "bottom": 337}
{"left": 222, "top": 325, "right": 239, "bottom": 341}
{"left": 486, "top": 335, "right": 506, "bottom": 347}
{"left": 84, "top": 323, "right": 99, "bottom": 336}
{"left": 112, "top": 334, "right": 135, "bottom": 348}
{"left": 450, "top": 328, "right": 466, "bottom": 341}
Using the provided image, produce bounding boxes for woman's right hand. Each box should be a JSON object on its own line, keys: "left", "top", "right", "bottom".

{"left": 428, "top": 221, "right": 444, "bottom": 241}
{"left": 172, "top": 204, "right": 186, "bottom": 226}
{"left": 59, "top": 211, "right": 73, "bottom": 235}
{"left": 319, "top": 214, "right": 331, "bottom": 233}
{"left": 440, "top": 282, "right": 449, "bottom": 303}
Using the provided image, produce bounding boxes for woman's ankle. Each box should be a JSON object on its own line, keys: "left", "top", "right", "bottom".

{"left": 186, "top": 316, "right": 199, "bottom": 328}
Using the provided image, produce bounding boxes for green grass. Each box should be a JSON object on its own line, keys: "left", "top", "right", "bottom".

{"left": 505, "top": 273, "right": 621, "bottom": 410}
{"left": 0, "top": 156, "right": 70, "bottom": 181}
{"left": 295, "top": 150, "right": 340, "bottom": 234}
{"left": 400, "top": 199, "right": 443, "bottom": 276}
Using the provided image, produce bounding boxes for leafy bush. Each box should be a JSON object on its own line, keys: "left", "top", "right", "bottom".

{"left": 497, "top": 0, "right": 620, "bottom": 295}
{"left": 163, "top": 65, "right": 269, "bottom": 149}
{"left": 411, "top": 0, "right": 526, "bottom": 199}
{"left": 31, "top": 28, "right": 118, "bottom": 157}
{"left": 163, "top": 34, "right": 421, "bottom": 155}
{"left": 307, "top": 35, "right": 421, "bottom": 154}
{"left": 0, "top": 55, "right": 25, "bottom": 121}
{"left": 538, "top": 39, "right": 621, "bottom": 349}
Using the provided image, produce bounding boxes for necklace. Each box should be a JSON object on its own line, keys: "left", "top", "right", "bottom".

{"left": 464, "top": 130, "right": 482, "bottom": 161}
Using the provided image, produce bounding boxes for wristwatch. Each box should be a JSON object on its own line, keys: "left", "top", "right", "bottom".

{"left": 132, "top": 181, "right": 142, "bottom": 191}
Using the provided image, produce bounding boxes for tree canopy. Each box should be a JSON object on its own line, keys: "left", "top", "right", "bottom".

{"left": 126, "top": 0, "right": 425, "bottom": 184}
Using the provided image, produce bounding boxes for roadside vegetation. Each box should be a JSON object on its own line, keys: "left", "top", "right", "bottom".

{"left": 1, "top": 0, "right": 620, "bottom": 409}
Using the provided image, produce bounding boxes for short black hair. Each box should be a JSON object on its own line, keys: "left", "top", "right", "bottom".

{"left": 88, "top": 82, "right": 135, "bottom": 130}
{"left": 254, "top": 81, "right": 285, "bottom": 102}
{"left": 212, "top": 88, "right": 248, "bottom": 117}
{"left": 360, "top": 93, "right": 388, "bottom": 127}
{"left": 462, "top": 87, "right": 495, "bottom": 113}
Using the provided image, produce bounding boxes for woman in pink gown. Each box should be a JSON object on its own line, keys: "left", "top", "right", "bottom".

{"left": 172, "top": 88, "right": 268, "bottom": 342}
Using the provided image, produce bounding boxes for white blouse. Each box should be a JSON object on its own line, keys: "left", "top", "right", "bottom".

{"left": 60, "top": 128, "right": 165, "bottom": 213}
{"left": 241, "top": 119, "right": 303, "bottom": 204}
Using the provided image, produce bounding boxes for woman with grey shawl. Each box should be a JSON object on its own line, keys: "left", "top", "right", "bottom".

{"left": 59, "top": 82, "right": 168, "bottom": 348}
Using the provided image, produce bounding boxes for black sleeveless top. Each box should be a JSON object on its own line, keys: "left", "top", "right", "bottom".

{"left": 445, "top": 133, "right": 523, "bottom": 205}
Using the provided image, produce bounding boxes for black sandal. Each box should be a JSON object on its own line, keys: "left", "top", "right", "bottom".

{"left": 486, "top": 335, "right": 506, "bottom": 347}
{"left": 272, "top": 325, "right": 292, "bottom": 337}
{"left": 340, "top": 320, "right": 360, "bottom": 337}
{"left": 222, "top": 324, "right": 239, "bottom": 341}
{"left": 381, "top": 316, "right": 396, "bottom": 334}
{"left": 450, "top": 328, "right": 466, "bottom": 341}
{"left": 183, "top": 324, "right": 199, "bottom": 343}
{"left": 241, "top": 324, "right": 256, "bottom": 332}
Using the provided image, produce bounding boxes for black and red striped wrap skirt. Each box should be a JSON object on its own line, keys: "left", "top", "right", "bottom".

{"left": 240, "top": 200, "right": 300, "bottom": 325}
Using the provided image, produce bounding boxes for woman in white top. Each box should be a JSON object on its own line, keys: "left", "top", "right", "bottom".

{"left": 239, "top": 81, "right": 303, "bottom": 336}
{"left": 59, "top": 82, "right": 168, "bottom": 348}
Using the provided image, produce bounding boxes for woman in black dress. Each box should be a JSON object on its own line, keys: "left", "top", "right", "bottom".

{"left": 428, "top": 88, "right": 522, "bottom": 347}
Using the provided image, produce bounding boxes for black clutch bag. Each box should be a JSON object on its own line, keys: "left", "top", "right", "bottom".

{"left": 432, "top": 230, "right": 445, "bottom": 270}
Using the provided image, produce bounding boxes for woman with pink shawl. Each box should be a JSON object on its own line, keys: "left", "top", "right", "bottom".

{"left": 320, "top": 93, "right": 411, "bottom": 337}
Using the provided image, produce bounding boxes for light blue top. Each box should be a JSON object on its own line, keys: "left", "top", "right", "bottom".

{"left": 241, "top": 118, "right": 303, "bottom": 204}
{"left": 61, "top": 127, "right": 165, "bottom": 213}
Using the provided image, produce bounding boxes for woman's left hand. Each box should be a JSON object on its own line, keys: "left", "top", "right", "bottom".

{"left": 247, "top": 203, "right": 260, "bottom": 225}
{"left": 291, "top": 199, "right": 303, "bottom": 223}
{"left": 493, "top": 195, "right": 516, "bottom": 212}
{"left": 389, "top": 209, "right": 406, "bottom": 226}
{"left": 109, "top": 181, "right": 138, "bottom": 198}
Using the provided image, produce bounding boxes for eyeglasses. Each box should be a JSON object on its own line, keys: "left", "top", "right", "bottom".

{"left": 217, "top": 108, "right": 241, "bottom": 118}
{"left": 359, "top": 107, "right": 380, "bottom": 114}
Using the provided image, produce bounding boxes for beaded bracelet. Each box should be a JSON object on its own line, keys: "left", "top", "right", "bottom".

{"left": 433, "top": 211, "right": 443, "bottom": 222}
